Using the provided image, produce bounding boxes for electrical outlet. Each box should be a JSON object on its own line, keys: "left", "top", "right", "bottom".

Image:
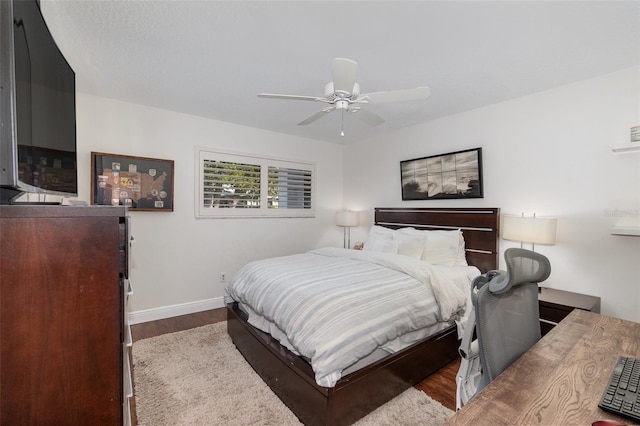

{"left": 220, "top": 272, "right": 227, "bottom": 283}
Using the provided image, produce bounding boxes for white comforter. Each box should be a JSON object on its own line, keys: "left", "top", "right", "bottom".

{"left": 224, "top": 247, "right": 469, "bottom": 387}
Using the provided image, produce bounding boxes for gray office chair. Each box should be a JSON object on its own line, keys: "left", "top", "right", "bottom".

{"left": 456, "top": 248, "right": 551, "bottom": 409}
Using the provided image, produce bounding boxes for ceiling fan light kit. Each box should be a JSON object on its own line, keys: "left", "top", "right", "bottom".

{"left": 258, "top": 58, "right": 431, "bottom": 135}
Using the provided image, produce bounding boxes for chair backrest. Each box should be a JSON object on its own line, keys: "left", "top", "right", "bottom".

{"left": 472, "top": 248, "right": 551, "bottom": 393}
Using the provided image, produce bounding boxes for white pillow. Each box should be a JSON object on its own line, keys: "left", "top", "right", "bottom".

{"left": 365, "top": 238, "right": 398, "bottom": 254}
{"left": 399, "top": 228, "right": 467, "bottom": 266}
{"left": 394, "top": 232, "right": 425, "bottom": 259}
{"left": 369, "top": 225, "right": 395, "bottom": 237}
{"left": 363, "top": 228, "right": 396, "bottom": 253}
{"left": 421, "top": 230, "right": 459, "bottom": 266}
{"left": 456, "top": 232, "right": 468, "bottom": 266}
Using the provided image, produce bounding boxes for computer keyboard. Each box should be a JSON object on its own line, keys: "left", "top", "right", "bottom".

{"left": 598, "top": 356, "right": 640, "bottom": 423}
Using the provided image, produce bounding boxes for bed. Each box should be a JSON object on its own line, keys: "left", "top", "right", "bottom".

{"left": 226, "top": 207, "right": 500, "bottom": 426}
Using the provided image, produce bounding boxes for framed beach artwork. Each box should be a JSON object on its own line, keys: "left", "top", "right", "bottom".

{"left": 400, "top": 147, "right": 483, "bottom": 200}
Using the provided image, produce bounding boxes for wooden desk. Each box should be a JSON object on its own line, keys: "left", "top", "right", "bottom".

{"left": 446, "top": 309, "right": 640, "bottom": 425}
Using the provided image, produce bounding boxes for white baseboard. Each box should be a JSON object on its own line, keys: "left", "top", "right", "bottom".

{"left": 128, "top": 297, "right": 226, "bottom": 325}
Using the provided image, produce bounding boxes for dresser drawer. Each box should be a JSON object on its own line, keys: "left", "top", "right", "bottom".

{"left": 123, "top": 397, "right": 132, "bottom": 426}
{"left": 540, "top": 319, "right": 556, "bottom": 336}
{"left": 538, "top": 287, "right": 601, "bottom": 336}
{"left": 539, "top": 304, "right": 572, "bottom": 324}
{"left": 119, "top": 217, "right": 130, "bottom": 278}
{"left": 123, "top": 347, "right": 133, "bottom": 426}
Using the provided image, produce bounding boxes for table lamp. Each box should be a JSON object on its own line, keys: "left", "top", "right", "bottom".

{"left": 502, "top": 213, "right": 557, "bottom": 251}
{"left": 502, "top": 213, "right": 557, "bottom": 293}
{"left": 336, "top": 210, "right": 358, "bottom": 249}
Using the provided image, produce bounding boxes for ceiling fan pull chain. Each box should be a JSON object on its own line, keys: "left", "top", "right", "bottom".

{"left": 341, "top": 109, "right": 345, "bottom": 136}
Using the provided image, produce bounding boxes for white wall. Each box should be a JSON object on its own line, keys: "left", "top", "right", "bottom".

{"left": 73, "top": 68, "right": 640, "bottom": 323}
{"left": 74, "top": 94, "right": 345, "bottom": 320}
{"left": 344, "top": 67, "right": 640, "bottom": 322}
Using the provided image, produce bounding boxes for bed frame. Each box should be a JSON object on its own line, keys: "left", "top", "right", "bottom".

{"left": 227, "top": 207, "right": 500, "bottom": 425}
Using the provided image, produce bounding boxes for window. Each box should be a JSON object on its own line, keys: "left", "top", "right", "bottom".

{"left": 196, "top": 148, "right": 314, "bottom": 218}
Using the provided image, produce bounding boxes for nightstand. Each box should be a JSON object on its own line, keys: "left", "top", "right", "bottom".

{"left": 538, "top": 287, "right": 601, "bottom": 336}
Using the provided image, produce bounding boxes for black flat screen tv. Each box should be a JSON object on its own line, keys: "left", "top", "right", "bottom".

{"left": 0, "top": 0, "right": 77, "bottom": 204}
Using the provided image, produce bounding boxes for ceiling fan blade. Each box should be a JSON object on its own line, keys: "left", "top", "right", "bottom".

{"left": 352, "top": 108, "right": 385, "bottom": 126}
{"left": 298, "top": 108, "right": 334, "bottom": 125}
{"left": 258, "top": 93, "right": 320, "bottom": 101}
{"left": 332, "top": 58, "right": 358, "bottom": 95}
{"left": 363, "top": 86, "right": 431, "bottom": 104}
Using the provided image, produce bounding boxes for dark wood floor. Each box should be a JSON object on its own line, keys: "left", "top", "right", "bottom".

{"left": 416, "top": 357, "right": 460, "bottom": 411}
{"left": 130, "top": 308, "right": 460, "bottom": 421}
{"left": 131, "top": 308, "right": 228, "bottom": 342}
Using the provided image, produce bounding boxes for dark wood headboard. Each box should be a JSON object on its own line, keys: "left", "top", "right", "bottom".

{"left": 374, "top": 207, "right": 500, "bottom": 273}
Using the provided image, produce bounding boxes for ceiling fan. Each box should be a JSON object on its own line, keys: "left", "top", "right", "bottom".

{"left": 258, "top": 58, "right": 431, "bottom": 135}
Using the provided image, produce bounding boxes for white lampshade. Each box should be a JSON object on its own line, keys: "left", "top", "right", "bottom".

{"left": 502, "top": 215, "right": 557, "bottom": 245}
{"left": 336, "top": 210, "right": 358, "bottom": 227}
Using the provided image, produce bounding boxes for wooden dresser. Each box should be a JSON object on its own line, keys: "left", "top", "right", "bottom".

{"left": 0, "top": 205, "right": 132, "bottom": 425}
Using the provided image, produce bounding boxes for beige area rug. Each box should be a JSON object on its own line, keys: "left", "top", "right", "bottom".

{"left": 133, "top": 322, "right": 454, "bottom": 425}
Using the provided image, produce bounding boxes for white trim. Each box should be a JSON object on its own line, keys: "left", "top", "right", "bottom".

{"left": 128, "top": 297, "right": 226, "bottom": 325}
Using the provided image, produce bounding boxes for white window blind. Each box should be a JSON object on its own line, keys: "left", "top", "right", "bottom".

{"left": 196, "top": 148, "right": 315, "bottom": 218}
{"left": 267, "top": 166, "right": 312, "bottom": 209}
{"left": 203, "top": 160, "right": 261, "bottom": 209}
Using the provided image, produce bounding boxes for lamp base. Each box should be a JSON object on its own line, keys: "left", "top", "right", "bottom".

{"left": 343, "top": 227, "right": 351, "bottom": 249}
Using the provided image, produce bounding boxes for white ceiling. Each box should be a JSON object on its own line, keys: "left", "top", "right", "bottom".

{"left": 40, "top": 1, "right": 640, "bottom": 144}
